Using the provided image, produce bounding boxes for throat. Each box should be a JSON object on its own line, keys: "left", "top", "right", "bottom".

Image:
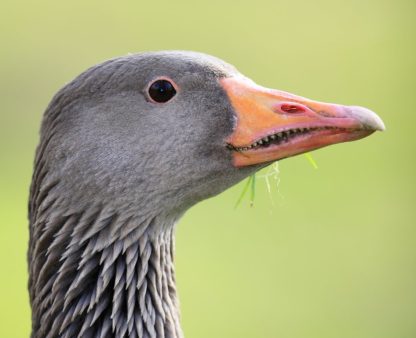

{"left": 30, "top": 213, "right": 183, "bottom": 338}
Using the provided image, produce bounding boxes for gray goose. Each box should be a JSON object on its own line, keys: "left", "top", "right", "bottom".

{"left": 29, "top": 51, "right": 384, "bottom": 338}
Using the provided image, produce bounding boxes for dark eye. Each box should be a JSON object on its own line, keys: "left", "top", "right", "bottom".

{"left": 148, "top": 79, "right": 177, "bottom": 103}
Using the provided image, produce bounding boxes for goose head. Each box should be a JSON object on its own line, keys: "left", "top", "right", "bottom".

{"left": 38, "top": 51, "right": 384, "bottom": 218}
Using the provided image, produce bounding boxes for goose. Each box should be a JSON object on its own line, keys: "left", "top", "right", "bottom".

{"left": 29, "top": 51, "right": 385, "bottom": 338}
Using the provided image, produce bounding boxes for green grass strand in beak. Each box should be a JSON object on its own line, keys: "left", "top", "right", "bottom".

{"left": 304, "top": 153, "right": 318, "bottom": 169}
{"left": 234, "top": 175, "right": 253, "bottom": 209}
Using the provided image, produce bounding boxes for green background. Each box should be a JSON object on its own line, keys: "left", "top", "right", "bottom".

{"left": 1, "top": 0, "right": 415, "bottom": 337}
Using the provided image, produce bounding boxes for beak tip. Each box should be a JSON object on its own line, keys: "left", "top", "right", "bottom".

{"left": 348, "top": 106, "right": 386, "bottom": 132}
{"left": 378, "top": 121, "right": 386, "bottom": 132}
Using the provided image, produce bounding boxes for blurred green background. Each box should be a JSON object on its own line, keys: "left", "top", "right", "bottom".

{"left": 1, "top": 0, "right": 415, "bottom": 337}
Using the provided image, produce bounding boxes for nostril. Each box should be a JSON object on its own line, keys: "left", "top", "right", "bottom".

{"left": 279, "top": 103, "right": 306, "bottom": 114}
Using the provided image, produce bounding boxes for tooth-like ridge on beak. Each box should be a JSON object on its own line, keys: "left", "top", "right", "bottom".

{"left": 231, "top": 126, "right": 352, "bottom": 151}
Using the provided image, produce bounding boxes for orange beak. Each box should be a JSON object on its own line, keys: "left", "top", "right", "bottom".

{"left": 221, "top": 77, "right": 385, "bottom": 167}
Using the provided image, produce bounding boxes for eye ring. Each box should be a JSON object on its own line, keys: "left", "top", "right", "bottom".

{"left": 146, "top": 77, "right": 178, "bottom": 103}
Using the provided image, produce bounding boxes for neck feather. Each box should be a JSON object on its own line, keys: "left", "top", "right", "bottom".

{"left": 29, "top": 203, "right": 183, "bottom": 338}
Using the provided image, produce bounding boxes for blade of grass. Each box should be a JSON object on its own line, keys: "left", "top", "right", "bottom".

{"left": 235, "top": 155, "right": 316, "bottom": 208}
{"left": 304, "top": 152, "right": 318, "bottom": 169}
{"left": 264, "top": 174, "right": 271, "bottom": 195}
{"left": 234, "top": 175, "right": 253, "bottom": 209}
